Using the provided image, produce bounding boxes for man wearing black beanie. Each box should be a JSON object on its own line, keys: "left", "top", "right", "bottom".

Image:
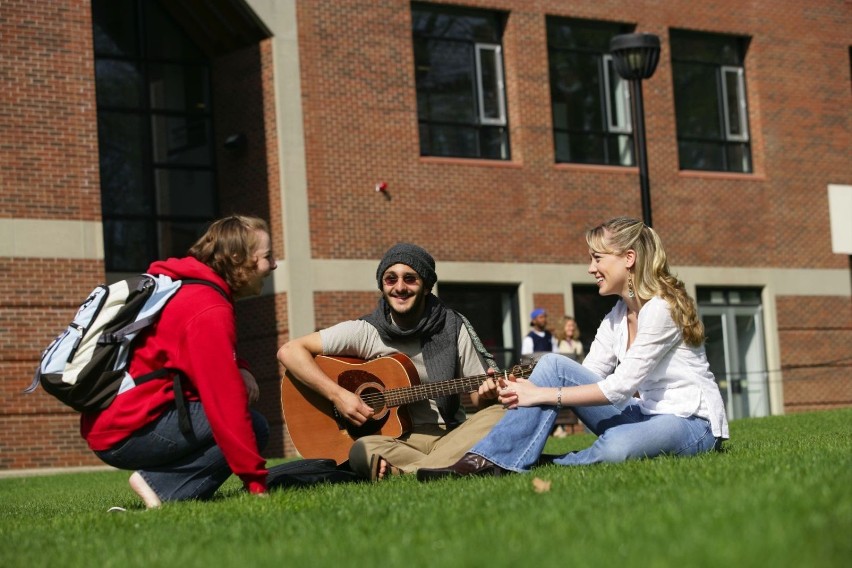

{"left": 278, "top": 242, "right": 507, "bottom": 480}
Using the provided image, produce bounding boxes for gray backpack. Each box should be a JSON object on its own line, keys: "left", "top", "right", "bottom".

{"left": 26, "top": 274, "right": 225, "bottom": 415}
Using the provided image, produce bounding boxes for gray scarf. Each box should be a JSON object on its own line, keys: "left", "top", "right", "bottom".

{"left": 361, "top": 294, "right": 462, "bottom": 427}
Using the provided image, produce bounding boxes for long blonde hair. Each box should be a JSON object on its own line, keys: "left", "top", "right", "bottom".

{"left": 586, "top": 217, "right": 704, "bottom": 346}
{"left": 188, "top": 215, "right": 269, "bottom": 293}
{"left": 554, "top": 316, "right": 580, "bottom": 342}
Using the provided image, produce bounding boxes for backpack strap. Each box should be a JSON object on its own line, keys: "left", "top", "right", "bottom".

{"left": 132, "top": 368, "right": 194, "bottom": 438}
{"left": 133, "top": 280, "right": 228, "bottom": 440}
{"left": 180, "top": 279, "right": 230, "bottom": 302}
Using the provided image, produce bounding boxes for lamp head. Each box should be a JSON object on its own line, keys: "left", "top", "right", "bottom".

{"left": 610, "top": 33, "right": 661, "bottom": 81}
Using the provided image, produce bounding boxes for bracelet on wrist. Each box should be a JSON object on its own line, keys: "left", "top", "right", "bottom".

{"left": 556, "top": 387, "right": 563, "bottom": 410}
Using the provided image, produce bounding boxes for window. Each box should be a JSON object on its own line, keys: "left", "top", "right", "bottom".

{"left": 671, "top": 30, "right": 752, "bottom": 172}
{"left": 547, "top": 17, "right": 634, "bottom": 166}
{"left": 92, "top": 0, "right": 217, "bottom": 272}
{"left": 412, "top": 3, "right": 509, "bottom": 160}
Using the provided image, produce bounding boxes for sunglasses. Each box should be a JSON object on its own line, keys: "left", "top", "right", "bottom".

{"left": 382, "top": 273, "right": 420, "bottom": 286}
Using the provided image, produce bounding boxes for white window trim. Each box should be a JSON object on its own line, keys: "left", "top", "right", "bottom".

{"left": 721, "top": 65, "right": 749, "bottom": 142}
{"left": 603, "top": 54, "right": 632, "bottom": 134}
{"left": 475, "top": 43, "right": 507, "bottom": 126}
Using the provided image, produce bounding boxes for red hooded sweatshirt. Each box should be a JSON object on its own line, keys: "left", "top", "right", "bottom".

{"left": 81, "top": 256, "right": 268, "bottom": 494}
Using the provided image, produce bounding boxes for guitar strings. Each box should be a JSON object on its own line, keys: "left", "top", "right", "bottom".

{"left": 351, "top": 365, "right": 535, "bottom": 410}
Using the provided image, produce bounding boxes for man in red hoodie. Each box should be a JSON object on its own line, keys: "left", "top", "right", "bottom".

{"left": 82, "top": 215, "right": 276, "bottom": 508}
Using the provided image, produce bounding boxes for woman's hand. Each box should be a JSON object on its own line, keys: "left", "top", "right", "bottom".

{"left": 498, "top": 378, "right": 542, "bottom": 409}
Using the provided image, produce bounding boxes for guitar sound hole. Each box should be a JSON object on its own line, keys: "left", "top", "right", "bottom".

{"left": 355, "top": 384, "right": 388, "bottom": 420}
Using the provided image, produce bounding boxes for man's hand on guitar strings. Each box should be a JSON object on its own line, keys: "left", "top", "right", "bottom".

{"left": 332, "top": 388, "right": 375, "bottom": 426}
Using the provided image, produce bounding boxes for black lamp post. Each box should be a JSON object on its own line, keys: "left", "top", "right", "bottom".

{"left": 610, "top": 33, "right": 661, "bottom": 227}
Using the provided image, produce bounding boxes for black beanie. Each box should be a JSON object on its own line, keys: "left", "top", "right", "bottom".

{"left": 376, "top": 243, "right": 437, "bottom": 290}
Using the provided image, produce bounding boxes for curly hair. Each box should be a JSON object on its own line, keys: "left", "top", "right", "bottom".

{"left": 188, "top": 215, "right": 270, "bottom": 293}
{"left": 586, "top": 217, "right": 704, "bottom": 346}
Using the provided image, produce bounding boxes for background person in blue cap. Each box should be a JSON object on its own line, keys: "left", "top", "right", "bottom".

{"left": 520, "top": 307, "right": 557, "bottom": 364}
{"left": 278, "top": 242, "right": 506, "bottom": 480}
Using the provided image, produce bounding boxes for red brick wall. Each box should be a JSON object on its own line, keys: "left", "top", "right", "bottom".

{"left": 777, "top": 296, "right": 852, "bottom": 413}
{"left": 0, "top": 0, "right": 100, "bottom": 221}
{"left": 0, "top": 1, "right": 104, "bottom": 469}
{"left": 295, "top": 0, "right": 850, "bottom": 270}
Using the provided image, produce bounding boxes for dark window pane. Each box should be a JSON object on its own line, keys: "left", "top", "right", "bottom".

{"left": 104, "top": 219, "right": 156, "bottom": 272}
{"left": 547, "top": 18, "right": 626, "bottom": 50}
{"left": 421, "top": 123, "right": 479, "bottom": 158}
{"left": 726, "top": 143, "right": 751, "bottom": 173}
{"left": 157, "top": 221, "right": 208, "bottom": 259}
{"left": 678, "top": 140, "right": 725, "bottom": 171}
{"left": 415, "top": 40, "right": 476, "bottom": 123}
{"left": 550, "top": 51, "right": 605, "bottom": 130}
{"left": 569, "top": 132, "right": 607, "bottom": 164}
{"left": 92, "top": 0, "right": 138, "bottom": 57}
{"left": 480, "top": 126, "right": 508, "bottom": 159}
{"left": 149, "top": 64, "right": 210, "bottom": 112}
{"left": 95, "top": 59, "right": 144, "bottom": 108}
{"left": 151, "top": 115, "right": 212, "bottom": 166}
{"left": 673, "top": 62, "right": 722, "bottom": 139}
{"left": 97, "top": 112, "right": 150, "bottom": 216}
{"left": 606, "top": 134, "right": 634, "bottom": 166}
{"left": 671, "top": 30, "right": 746, "bottom": 66}
{"left": 154, "top": 169, "right": 216, "bottom": 217}
{"left": 412, "top": 4, "right": 501, "bottom": 43}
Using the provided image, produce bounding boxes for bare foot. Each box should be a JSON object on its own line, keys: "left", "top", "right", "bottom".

{"left": 129, "top": 472, "right": 162, "bottom": 509}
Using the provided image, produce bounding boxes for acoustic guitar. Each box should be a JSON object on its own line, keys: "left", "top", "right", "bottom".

{"left": 281, "top": 354, "right": 535, "bottom": 464}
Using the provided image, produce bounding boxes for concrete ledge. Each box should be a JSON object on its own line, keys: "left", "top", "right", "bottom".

{"left": 0, "top": 465, "right": 118, "bottom": 479}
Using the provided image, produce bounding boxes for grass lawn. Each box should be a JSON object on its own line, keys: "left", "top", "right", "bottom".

{"left": 2, "top": 408, "right": 850, "bottom": 567}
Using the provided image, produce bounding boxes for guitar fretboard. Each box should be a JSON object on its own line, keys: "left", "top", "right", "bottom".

{"left": 380, "top": 366, "right": 535, "bottom": 408}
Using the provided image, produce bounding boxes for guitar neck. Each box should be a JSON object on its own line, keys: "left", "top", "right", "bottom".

{"left": 382, "top": 367, "right": 533, "bottom": 408}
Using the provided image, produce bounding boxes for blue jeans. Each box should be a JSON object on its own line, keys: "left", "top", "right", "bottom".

{"left": 471, "top": 354, "right": 718, "bottom": 472}
{"left": 96, "top": 402, "right": 269, "bottom": 502}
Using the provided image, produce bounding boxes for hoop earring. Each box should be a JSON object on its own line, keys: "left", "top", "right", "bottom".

{"left": 627, "top": 274, "right": 635, "bottom": 298}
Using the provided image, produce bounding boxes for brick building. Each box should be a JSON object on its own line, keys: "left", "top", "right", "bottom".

{"left": 1, "top": 0, "right": 850, "bottom": 470}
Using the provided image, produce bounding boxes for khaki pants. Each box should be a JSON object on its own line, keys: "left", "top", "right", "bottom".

{"left": 348, "top": 405, "right": 506, "bottom": 477}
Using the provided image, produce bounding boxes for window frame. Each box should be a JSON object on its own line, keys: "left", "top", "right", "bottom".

{"left": 475, "top": 43, "right": 507, "bottom": 127}
{"left": 602, "top": 54, "right": 632, "bottom": 134}
{"left": 721, "top": 65, "right": 749, "bottom": 142}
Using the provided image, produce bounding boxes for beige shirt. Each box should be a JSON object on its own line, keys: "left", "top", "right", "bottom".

{"left": 320, "top": 319, "right": 488, "bottom": 426}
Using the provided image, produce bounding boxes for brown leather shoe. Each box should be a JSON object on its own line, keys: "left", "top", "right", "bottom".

{"left": 416, "top": 453, "right": 507, "bottom": 482}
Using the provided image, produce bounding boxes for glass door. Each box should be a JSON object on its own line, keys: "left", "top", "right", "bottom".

{"left": 700, "top": 304, "right": 770, "bottom": 419}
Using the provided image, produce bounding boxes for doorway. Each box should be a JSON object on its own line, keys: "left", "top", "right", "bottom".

{"left": 698, "top": 288, "right": 770, "bottom": 419}
{"left": 437, "top": 284, "right": 521, "bottom": 370}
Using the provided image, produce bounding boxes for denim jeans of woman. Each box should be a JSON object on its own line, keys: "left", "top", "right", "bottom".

{"left": 470, "top": 353, "right": 718, "bottom": 472}
{"left": 96, "top": 402, "right": 269, "bottom": 502}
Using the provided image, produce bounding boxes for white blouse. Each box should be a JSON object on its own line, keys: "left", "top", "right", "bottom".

{"left": 583, "top": 297, "right": 730, "bottom": 439}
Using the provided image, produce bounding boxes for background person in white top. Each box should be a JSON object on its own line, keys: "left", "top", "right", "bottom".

{"left": 417, "top": 217, "right": 729, "bottom": 480}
